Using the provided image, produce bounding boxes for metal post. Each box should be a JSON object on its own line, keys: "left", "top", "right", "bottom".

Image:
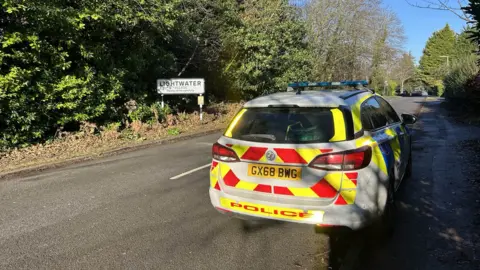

{"left": 161, "top": 94, "right": 164, "bottom": 109}
{"left": 199, "top": 94, "right": 203, "bottom": 121}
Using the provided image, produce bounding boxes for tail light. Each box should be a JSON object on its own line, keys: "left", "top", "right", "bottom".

{"left": 212, "top": 143, "right": 240, "bottom": 162}
{"left": 309, "top": 146, "right": 372, "bottom": 171}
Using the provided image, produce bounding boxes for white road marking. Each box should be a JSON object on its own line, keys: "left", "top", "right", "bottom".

{"left": 196, "top": 142, "right": 214, "bottom": 146}
{"left": 170, "top": 163, "right": 211, "bottom": 180}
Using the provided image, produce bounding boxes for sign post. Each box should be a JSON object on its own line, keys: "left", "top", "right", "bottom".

{"left": 157, "top": 78, "right": 205, "bottom": 120}
{"left": 198, "top": 95, "right": 204, "bottom": 121}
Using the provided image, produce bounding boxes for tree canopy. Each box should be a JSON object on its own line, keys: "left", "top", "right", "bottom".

{"left": 0, "top": 0, "right": 410, "bottom": 149}
{"left": 419, "top": 24, "right": 456, "bottom": 87}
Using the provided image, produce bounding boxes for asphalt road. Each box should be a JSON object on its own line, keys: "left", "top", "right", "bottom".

{"left": 0, "top": 96, "right": 435, "bottom": 270}
{"left": 357, "top": 97, "right": 480, "bottom": 270}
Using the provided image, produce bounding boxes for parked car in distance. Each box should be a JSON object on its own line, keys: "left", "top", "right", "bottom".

{"left": 411, "top": 90, "right": 422, "bottom": 97}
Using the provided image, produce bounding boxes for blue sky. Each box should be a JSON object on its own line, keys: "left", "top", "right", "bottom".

{"left": 384, "top": 0, "right": 468, "bottom": 62}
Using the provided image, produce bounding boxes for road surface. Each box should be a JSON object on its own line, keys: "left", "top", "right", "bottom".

{"left": 1, "top": 96, "right": 479, "bottom": 270}
{"left": 357, "top": 98, "right": 480, "bottom": 270}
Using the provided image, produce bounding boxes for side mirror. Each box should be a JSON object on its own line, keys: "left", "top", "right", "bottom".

{"left": 401, "top": 113, "right": 417, "bottom": 125}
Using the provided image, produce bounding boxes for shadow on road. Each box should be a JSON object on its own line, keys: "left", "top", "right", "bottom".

{"left": 351, "top": 99, "right": 480, "bottom": 270}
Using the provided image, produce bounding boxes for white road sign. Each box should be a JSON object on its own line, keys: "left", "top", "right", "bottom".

{"left": 157, "top": 78, "right": 205, "bottom": 95}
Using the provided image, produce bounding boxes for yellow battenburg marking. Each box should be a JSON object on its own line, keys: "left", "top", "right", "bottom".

{"left": 372, "top": 147, "right": 388, "bottom": 175}
{"left": 224, "top": 109, "right": 247, "bottom": 137}
{"left": 355, "top": 136, "right": 386, "bottom": 175}
{"left": 297, "top": 148, "right": 322, "bottom": 163}
{"left": 351, "top": 95, "right": 371, "bottom": 133}
{"left": 330, "top": 108, "right": 347, "bottom": 142}
{"left": 340, "top": 190, "right": 357, "bottom": 204}
{"left": 355, "top": 136, "right": 375, "bottom": 148}
{"left": 390, "top": 139, "right": 401, "bottom": 162}
{"left": 288, "top": 187, "right": 318, "bottom": 197}
{"left": 235, "top": 181, "right": 258, "bottom": 190}
{"left": 385, "top": 128, "right": 395, "bottom": 137}
{"left": 385, "top": 128, "right": 401, "bottom": 161}
{"left": 324, "top": 173, "right": 343, "bottom": 190}
{"left": 341, "top": 174, "right": 357, "bottom": 189}
{"left": 231, "top": 145, "right": 250, "bottom": 159}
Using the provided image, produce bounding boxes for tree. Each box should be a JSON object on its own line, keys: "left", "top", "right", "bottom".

{"left": 419, "top": 24, "right": 456, "bottom": 87}
{"left": 0, "top": 0, "right": 183, "bottom": 148}
{"left": 444, "top": 54, "right": 479, "bottom": 98}
{"left": 222, "top": 0, "right": 311, "bottom": 99}
{"left": 304, "top": 0, "right": 405, "bottom": 83}
{"left": 395, "top": 53, "right": 416, "bottom": 93}
{"left": 454, "top": 27, "right": 478, "bottom": 58}
{"left": 464, "top": 0, "right": 480, "bottom": 47}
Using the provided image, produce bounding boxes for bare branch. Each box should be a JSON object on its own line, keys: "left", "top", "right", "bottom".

{"left": 404, "top": 0, "right": 474, "bottom": 22}
{"left": 177, "top": 42, "right": 199, "bottom": 77}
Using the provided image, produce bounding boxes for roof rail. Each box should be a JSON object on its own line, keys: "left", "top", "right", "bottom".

{"left": 287, "top": 80, "right": 370, "bottom": 95}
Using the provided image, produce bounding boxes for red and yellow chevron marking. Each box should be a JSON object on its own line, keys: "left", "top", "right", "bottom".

{"left": 210, "top": 161, "right": 221, "bottom": 190}
{"left": 216, "top": 163, "right": 358, "bottom": 204}
{"left": 228, "top": 146, "right": 333, "bottom": 164}
{"left": 334, "top": 173, "right": 357, "bottom": 205}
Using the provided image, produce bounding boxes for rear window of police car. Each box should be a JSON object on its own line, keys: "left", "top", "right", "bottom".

{"left": 228, "top": 107, "right": 336, "bottom": 143}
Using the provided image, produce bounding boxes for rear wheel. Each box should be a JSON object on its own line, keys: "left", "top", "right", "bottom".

{"left": 404, "top": 147, "right": 412, "bottom": 179}
{"left": 374, "top": 172, "right": 396, "bottom": 238}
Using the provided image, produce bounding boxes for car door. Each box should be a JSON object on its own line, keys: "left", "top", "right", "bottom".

{"left": 360, "top": 97, "right": 398, "bottom": 187}
{"left": 375, "top": 96, "right": 410, "bottom": 186}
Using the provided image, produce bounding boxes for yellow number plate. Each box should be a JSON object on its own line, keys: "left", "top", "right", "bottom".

{"left": 247, "top": 164, "right": 302, "bottom": 181}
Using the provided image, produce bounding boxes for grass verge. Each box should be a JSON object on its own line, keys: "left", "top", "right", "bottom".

{"left": 0, "top": 103, "right": 242, "bottom": 176}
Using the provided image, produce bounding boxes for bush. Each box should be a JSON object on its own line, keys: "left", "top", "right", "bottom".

{"left": 167, "top": 128, "right": 181, "bottom": 136}
{"left": 444, "top": 55, "right": 479, "bottom": 99}
{"left": 436, "top": 82, "right": 445, "bottom": 97}
{"left": 387, "top": 81, "right": 398, "bottom": 96}
{"left": 128, "top": 103, "right": 173, "bottom": 125}
{"left": 465, "top": 72, "right": 480, "bottom": 107}
{"left": 151, "top": 103, "right": 172, "bottom": 123}
{"left": 128, "top": 104, "right": 155, "bottom": 123}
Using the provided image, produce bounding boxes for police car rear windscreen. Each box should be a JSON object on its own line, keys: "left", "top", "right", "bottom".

{"left": 228, "top": 108, "right": 335, "bottom": 144}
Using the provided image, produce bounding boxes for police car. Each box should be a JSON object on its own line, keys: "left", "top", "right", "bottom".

{"left": 209, "top": 81, "right": 416, "bottom": 233}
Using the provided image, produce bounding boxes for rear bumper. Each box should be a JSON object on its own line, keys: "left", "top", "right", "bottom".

{"left": 210, "top": 188, "right": 373, "bottom": 230}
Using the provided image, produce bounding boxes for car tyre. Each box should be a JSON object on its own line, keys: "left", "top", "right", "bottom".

{"left": 374, "top": 172, "right": 396, "bottom": 239}
{"left": 404, "top": 147, "right": 412, "bottom": 179}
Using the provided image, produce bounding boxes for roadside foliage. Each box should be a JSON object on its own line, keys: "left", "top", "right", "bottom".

{"left": 0, "top": 0, "right": 435, "bottom": 151}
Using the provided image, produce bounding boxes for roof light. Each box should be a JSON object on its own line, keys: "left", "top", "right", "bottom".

{"left": 288, "top": 80, "right": 369, "bottom": 88}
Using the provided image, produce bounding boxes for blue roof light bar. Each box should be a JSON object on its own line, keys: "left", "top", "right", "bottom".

{"left": 288, "top": 80, "right": 369, "bottom": 88}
